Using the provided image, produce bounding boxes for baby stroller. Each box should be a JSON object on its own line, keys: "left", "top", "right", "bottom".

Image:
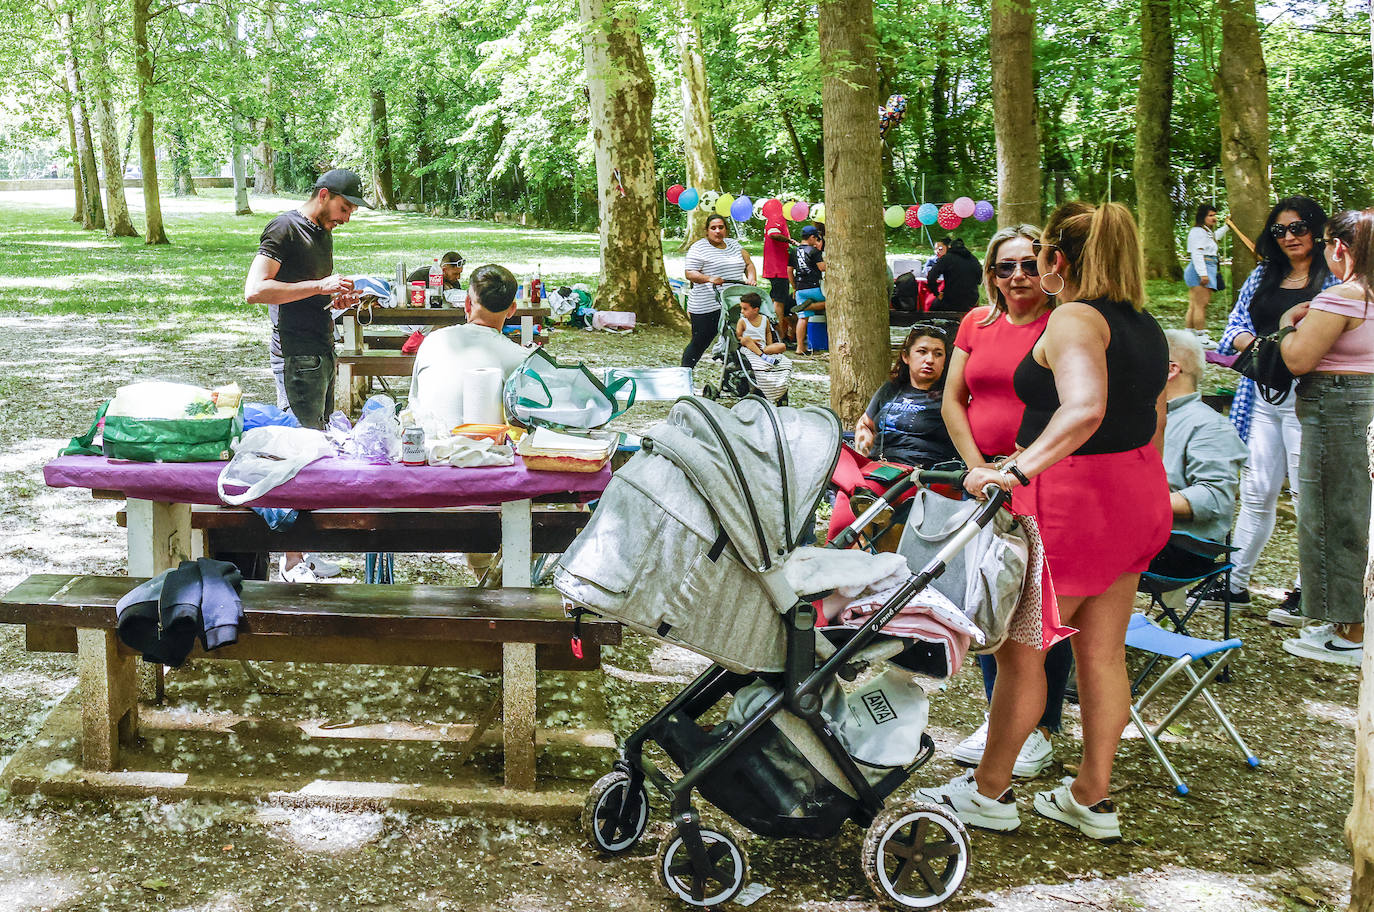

{"left": 554, "top": 397, "right": 1012, "bottom": 909}
{"left": 699, "top": 283, "right": 793, "bottom": 405}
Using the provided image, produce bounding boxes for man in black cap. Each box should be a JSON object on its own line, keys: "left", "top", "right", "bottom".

{"left": 244, "top": 168, "right": 373, "bottom": 584}
{"left": 244, "top": 168, "right": 373, "bottom": 429}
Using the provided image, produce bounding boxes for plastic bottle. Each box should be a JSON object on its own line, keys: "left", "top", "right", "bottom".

{"left": 427, "top": 257, "right": 443, "bottom": 308}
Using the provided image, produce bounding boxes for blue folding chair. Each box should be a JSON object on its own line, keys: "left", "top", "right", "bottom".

{"left": 1124, "top": 614, "right": 1259, "bottom": 795}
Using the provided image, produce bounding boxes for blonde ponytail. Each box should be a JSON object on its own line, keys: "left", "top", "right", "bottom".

{"left": 1077, "top": 202, "right": 1146, "bottom": 310}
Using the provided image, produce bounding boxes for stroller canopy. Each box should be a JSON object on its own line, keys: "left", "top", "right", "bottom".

{"left": 645, "top": 396, "right": 840, "bottom": 610}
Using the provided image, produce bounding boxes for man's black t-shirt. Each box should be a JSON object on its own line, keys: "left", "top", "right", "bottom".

{"left": 789, "top": 245, "right": 824, "bottom": 290}
{"left": 259, "top": 210, "right": 333, "bottom": 357}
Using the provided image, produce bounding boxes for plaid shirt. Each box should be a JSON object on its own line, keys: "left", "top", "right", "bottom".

{"left": 1218, "top": 262, "right": 1340, "bottom": 441}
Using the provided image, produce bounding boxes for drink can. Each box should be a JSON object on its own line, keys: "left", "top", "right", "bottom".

{"left": 401, "top": 426, "right": 426, "bottom": 465}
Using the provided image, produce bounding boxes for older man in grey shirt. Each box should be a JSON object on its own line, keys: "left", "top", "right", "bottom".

{"left": 1162, "top": 329, "right": 1249, "bottom": 543}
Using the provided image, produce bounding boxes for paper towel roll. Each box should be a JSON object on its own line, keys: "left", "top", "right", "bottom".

{"left": 462, "top": 368, "right": 505, "bottom": 425}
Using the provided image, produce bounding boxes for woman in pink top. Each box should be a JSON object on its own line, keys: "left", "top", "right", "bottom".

{"left": 942, "top": 224, "right": 1069, "bottom": 779}
{"left": 1275, "top": 208, "right": 1374, "bottom": 666}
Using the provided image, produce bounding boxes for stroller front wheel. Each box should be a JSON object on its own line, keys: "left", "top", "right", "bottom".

{"left": 862, "top": 801, "right": 971, "bottom": 909}
{"left": 582, "top": 770, "right": 650, "bottom": 855}
{"left": 656, "top": 826, "right": 748, "bottom": 907}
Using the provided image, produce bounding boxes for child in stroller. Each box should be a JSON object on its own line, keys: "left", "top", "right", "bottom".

{"left": 556, "top": 397, "right": 1033, "bottom": 910}
{"left": 700, "top": 284, "right": 793, "bottom": 405}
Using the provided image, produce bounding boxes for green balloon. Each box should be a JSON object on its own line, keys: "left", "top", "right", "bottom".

{"left": 884, "top": 206, "right": 905, "bottom": 228}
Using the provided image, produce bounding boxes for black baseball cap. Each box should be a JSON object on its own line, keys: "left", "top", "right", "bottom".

{"left": 801, "top": 225, "right": 820, "bottom": 239}
{"left": 312, "top": 169, "right": 374, "bottom": 209}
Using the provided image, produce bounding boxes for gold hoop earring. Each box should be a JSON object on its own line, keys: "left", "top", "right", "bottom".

{"left": 1039, "top": 272, "right": 1065, "bottom": 296}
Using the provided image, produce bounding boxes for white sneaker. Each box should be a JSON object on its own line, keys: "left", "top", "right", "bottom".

{"left": 1033, "top": 777, "right": 1121, "bottom": 841}
{"left": 280, "top": 557, "right": 323, "bottom": 583}
{"left": 1014, "top": 729, "right": 1055, "bottom": 778}
{"left": 914, "top": 770, "right": 1021, "bottom": 832}
{"left": 1297, "top": 622, "right": 1337, "bottom": 642}
{"left": 1283, "top": 633, "right": 1362, "bottom": 667}
{"left": 303, "top": 554, "right": 342, "bottom": 578}
{"left": 1267, "top": 607, "right": 1310, "bottom": 628}
{"left": 951, "top": 717, "right": 989, "bottom": 767}
{"left": 952, "top": 717, "right": 1053, "bottom": 778}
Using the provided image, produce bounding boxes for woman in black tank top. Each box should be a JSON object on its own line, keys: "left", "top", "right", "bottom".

{"left": 920, "top": 202, "right": 1171, "bottom": 842}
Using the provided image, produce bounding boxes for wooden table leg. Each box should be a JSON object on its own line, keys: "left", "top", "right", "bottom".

{"left": 126, "top": 499, "right": 191, "bottom": 705}
{"left": 500, "top": 499, "right": 536, "bottom": 788}
{"left": 77, "top": 628, "right": 139, "bottom": 770}
{"left": 341, "top": 313, "right": 362, "bottom": 354}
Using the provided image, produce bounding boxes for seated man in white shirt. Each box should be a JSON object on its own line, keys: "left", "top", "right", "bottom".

{"left": 409, "top": 264, "right": 529, "bottom": 431}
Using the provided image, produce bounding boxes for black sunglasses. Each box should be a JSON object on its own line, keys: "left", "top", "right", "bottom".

{"left": 1269, "top": 221, "right": 1311, "bottom": 239}
{"left": 993, "top": 258, "right": 1040, "bottom": 279}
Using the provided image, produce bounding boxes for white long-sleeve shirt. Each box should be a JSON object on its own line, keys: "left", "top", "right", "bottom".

{"left": 1186, "top": 225, "right": 1228, "bottom": 275}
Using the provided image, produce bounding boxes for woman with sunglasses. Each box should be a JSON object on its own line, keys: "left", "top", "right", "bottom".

{"left": 942, "top": 224, "right": 1071, "bottom": 781}
{"left": 1213, "top": 197, "right": 1337, "bottom": 616}
{"left": 1270, "top": 209, "right": 1374, "bottom": 665}
{"left": 1183, "top": 204, "right": 1226, "bottom": 347}
{"left": 919, "top": 201, "right": 1171, "bottom": 842}
{"left": 854, "top": 325, "right": 957, "bottom": 467}
{"left": 682, "top": 214, "right": 757, "bottom": 369}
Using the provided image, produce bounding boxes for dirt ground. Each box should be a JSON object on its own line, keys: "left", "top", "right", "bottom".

{"left": 0, "top": 312, "right": 1358, "bottom": 911}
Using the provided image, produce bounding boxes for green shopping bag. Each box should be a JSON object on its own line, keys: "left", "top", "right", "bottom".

{"left": 502, "top": 348, "right": 635, "bottom": 430}
{"left": 61, "top": 383, "right": 243, "bottom": 463}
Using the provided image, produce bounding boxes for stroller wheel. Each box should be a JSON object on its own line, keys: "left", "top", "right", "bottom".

{"left": 581, "top": 770, "right": 650, "bottom": 855}
{"left": 656, "top": 826, "right": 748, "bottom": 907}
{"left": 701, "top": 382, "right": 720, "bottom": 400}
{"left": 862, "top": 801, "right": 970, "bottom": 909}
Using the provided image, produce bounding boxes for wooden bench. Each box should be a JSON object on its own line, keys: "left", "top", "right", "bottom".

{"left": 0, "top": 573, "right": 620, "bottom": 790}
{"left": 115, "top": 505, "right": 592, "bottom": 557}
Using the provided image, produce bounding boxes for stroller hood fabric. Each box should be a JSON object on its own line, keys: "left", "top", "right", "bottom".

{"left": 645, "top": 397, "right": 839, "bottom": 611}
{"left": 554, "top": 397, "right": 841, "bottom": 673}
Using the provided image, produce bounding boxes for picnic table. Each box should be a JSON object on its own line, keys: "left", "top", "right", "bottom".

{"left": 19, "top": 454, "right": 614, "bottom": 789}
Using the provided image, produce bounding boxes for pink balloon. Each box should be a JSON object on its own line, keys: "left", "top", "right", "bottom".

{"left": 952, "top": 196, "right": 975, "bottom": 218}
{"left": 789, "top": 202, "right": 810, "bottom": 222}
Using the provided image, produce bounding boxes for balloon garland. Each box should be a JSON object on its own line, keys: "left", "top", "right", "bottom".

{"left": 664, "top": 184, "right": 993, "bottom": 229}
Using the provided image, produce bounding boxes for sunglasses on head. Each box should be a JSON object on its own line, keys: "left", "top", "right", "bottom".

{"left": 993, "top": 258, "right": 1040, "bottom": 279}
{"left": 1269, "top": 221, "right": 1311, "bottom": 239}
{"left": 442, "top": 258, "right": 465, "bottom": 268}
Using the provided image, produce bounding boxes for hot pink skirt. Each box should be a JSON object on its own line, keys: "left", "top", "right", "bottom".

{"left": 1013, "top": 445, "right": 1172, "bottom": 597}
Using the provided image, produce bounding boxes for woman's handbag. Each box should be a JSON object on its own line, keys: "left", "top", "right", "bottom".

{"left": 1231, "top": 326, "right": 1296, "bottom": 405}
{"left": 503, "top": 348, "right": 636, "bottom": 430}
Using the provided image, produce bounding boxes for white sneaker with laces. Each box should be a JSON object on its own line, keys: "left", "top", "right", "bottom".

{"left": 914, "top": 770, "right": 1021, "bottom": 832}
{"left": 303, "top": 554, "right": 342, "bottom": 578}
{"left": 1033, "top": 777, "right": 1121, "bottom": 841}
{"left": 951, "top": 717, "right": 989, "bottom": 767}
{"left": 1283, "top": 632, "right": 1362, "bottom": 667}
{"left": 952, "top": 717, "right": 1053, "bottom": 778}
{"left": 1267, "top": 607, "right": 1310, "bottom": 628}
{"left": 1013, "top": 728, "right": 1054, "bottom": 778}
{"left": 280, "top": 557, "right": 324, "bottom": 583}
{"left": 1297, "top": 622, "right": 1337, "bottom": 642}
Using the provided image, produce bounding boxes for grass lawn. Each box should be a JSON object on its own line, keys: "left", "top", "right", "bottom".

{"left": 0, "top": 187, "right": 1218, "bottom": 332}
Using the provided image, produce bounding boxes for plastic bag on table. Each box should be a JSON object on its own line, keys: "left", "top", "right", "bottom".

{"left": 243, "top": 402, "right": 300, "bottom": 431}
{"left": 217, "top": 426, "right": 335, "bottom": 505}
{"left": 343, "top": 403, "right": 402, "bottom": 464}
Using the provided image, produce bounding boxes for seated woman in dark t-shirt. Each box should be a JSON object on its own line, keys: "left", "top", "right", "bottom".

{"left": 855, "top": 326, "right": 958, "bottom": 467}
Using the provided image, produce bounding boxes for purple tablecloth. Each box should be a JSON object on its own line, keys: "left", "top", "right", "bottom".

{"left": 1205, "top": 349, "right": 1238, "bottom": 369}
{"left": 44, "top": 455, "right": 609, "bottom": 509}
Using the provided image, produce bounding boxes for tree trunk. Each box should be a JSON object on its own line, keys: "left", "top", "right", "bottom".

{"left": 170, "top": 124, "right": 196, "bottom": 196}
{"left": 1215, "top": 0, "right": 1270, "bottom": 285}
{"left": 819, "top": 0, "right": 889, "bottom": 426}
{"left": 253, "top": 0, "right": 278, "bottom": 195}
{"left": 1134, "top": 0, "right": 1175, "bottom": 279}
{"left": 56, "top": 7, "right": 104, "bottom": 229}
{"left": 1352, "top": 426, "right": 1374, "bottom": 912}
{"left": 223, "top": 0, "right": 251, "bottom": 215}
{"left": 60, "top": 72, "right": 85, "bottom": 224}
{"left": 989, "top": 0, "right": 1042, "bottom": 227}
{"left": 677, "top": 17, "right": 720, "bottom": 248}
{"left": 781, "top": 108, "right": 811, "bottom": 183}
{"left": 579, "top": 0, "right": 680, "bottom": 325}
{"left": 371, "top": 88, "right": 396, "bottom": 209}
{"left": 84, "top": 0, "right": 138, "bottom": 237}
{"left": 132, "top": 0, "right": 168, "bottom": 244}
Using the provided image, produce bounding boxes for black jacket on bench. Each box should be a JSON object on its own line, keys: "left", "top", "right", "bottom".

{"left": 115, "top": 558, "right": 244, "bottom": 667}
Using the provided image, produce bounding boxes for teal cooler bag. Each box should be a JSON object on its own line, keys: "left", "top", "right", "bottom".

{"left": 62, "top": 381, "right": 243, "bottom": 462}
{"left": 503, "top": 348, "right": 635, "bottom": 430}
